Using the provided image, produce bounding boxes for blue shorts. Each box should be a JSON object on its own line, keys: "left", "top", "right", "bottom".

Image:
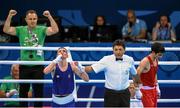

{"left": 52, "top": 100, "right": 75, "bottom": 107}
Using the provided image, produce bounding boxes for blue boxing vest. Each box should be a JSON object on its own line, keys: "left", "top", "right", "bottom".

{"left": 52, "top": 63, "right": 74, "bottom": 95}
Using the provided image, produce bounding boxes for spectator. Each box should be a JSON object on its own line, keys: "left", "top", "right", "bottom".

{"left": 3, "top": 9, "right": 59, "bottom": 107}
{"left": 152, "top": 15, "right": 176, "bottom": 42}
{"left": 95, "top": 15, "right": 106, "bottom": 26}
{"left": 129, "top": 82, "right": 143, "bottom": 108}
{"left": 90, "top": 15, "right": 115, "bottom": 42}
{"left": 122, "top": 9, "right": 147, "bottom": 41}
{"left": 0, "top": 64, "right": 32, "bottom": 107}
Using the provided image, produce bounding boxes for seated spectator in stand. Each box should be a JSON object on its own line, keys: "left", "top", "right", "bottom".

{"left": 90, "top": 15, "right": 116, "bottom": 42}
{"left": 129, "top": 82, "right": 143, "bottom": 108}
{"left": 0, "top": 64, "right": 32, "bottom": 107}
{"left": 152, "top": 15, "right": 176, "bottom": 42}
{"left": 122, "top": 9, "right": 147, "bottom": 41}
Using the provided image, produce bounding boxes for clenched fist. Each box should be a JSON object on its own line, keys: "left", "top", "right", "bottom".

{"left": 9, "top": 10, "right": 17, "bottom": 17}
{"left": 43, "top": 10, "right": 51, "bottom": 17}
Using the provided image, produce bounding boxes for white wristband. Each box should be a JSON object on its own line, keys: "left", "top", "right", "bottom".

{"left": 135, "top": 87, "right": 142, "bottom": 99}
{"left": 77, "top": 63, "right": 85, "bottom": 73}
{"left": 156, "top": 83, "right": 161, "bottom": 94}
{"left": 52, "top": 55, "right": 62, "bottom": 64}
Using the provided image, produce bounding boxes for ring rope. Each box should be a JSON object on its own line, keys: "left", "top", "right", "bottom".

{"left": 0, "top": 79, "right": 180, "bottom": 84}
{"left": 0, "top": 61, "right": 180, "bottom": 65}
{"left": 0, "top": 46, "right": 180, "bottom": 51}
{"left": 0, "top": 98, "right": 179, "bottom": 103}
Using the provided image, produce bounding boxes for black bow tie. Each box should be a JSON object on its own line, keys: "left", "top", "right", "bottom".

{"left": 116, "top": 58, "right": 123, "bottom": 61}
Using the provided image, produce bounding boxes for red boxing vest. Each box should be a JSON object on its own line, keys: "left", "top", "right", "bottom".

{"left": 140, "top": 56, "right": 158, "bottom": 87}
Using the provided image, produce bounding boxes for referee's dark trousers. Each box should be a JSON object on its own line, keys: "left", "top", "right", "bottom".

{"left": 104, "top": 87, "right": 130, "bottom": 107}
{"left": 19, "top": 65, "right": 44, "bottom": 107}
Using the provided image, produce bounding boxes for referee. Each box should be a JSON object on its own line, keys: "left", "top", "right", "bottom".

{"left": 85, "top": 39, "right": 139, "bottom": 107}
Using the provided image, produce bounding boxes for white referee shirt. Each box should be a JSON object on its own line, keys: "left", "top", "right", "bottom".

{"left": 92, "top": 54, "right": 137, "bottom": 90}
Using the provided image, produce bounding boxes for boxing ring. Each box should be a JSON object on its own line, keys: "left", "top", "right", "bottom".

{"left": 0, "top": 46, "right": 180, "bottom": 106}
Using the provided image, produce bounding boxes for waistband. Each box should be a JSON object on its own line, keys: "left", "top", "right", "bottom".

{"left": 105, "top": 87, "right": 129, "bottom": 93}
{"left": 52, "top": 93, "right": 74, "bottom": 105}
{"left": 54, "top": 94, "right": 71, "bottom": 97}
{"left": 141, "top": 86, "right": 156, "bottom": 90}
